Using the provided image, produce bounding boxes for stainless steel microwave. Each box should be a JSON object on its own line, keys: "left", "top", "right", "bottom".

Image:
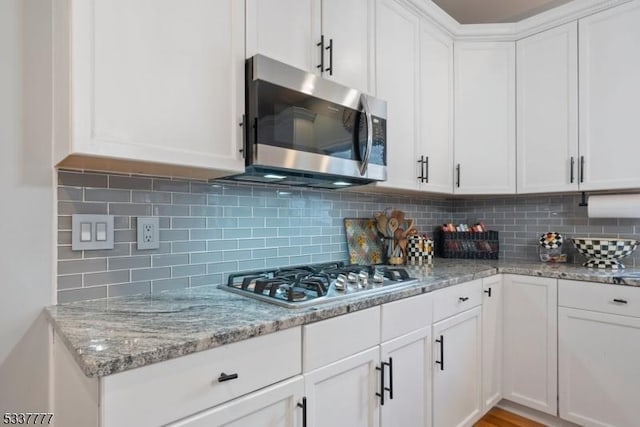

{"left": 229, "top": 55, "right": 387, "bottom": 189}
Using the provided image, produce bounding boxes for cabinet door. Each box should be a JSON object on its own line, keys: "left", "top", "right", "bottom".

{"left": 517, "top": 22, "right": 578, "bottom": 194}
{"left": 418, "top": 20, "right": 454, "bottom": 194}
{"left": 380, "top": 327, "right": 432, "bottom": 427}
{"left": 481, "top": 276, "right": 502, "bottom": 411}
{"left": 322, "top": 0, "right": 373, "bottom": 93}
{"left": 304, "top": 347, "right": 380, "bottom": 427}
{"left": 454, "top": 42, "right": 516, "bottom": 195}
{"left": 579, "top": 1, "right": 640, "bottom": 191}
{"left": 502, "top": 275, "right": 557, "bottom": 415}
{"left": 245, "top": 0, "right": 320, "bottom": 72}
{"left": 59, "top": 0, "right": 245, "bottom": 176}
{"left": 169, "top": 377, "right": 304, "bottom": 427}
{"left": 432, "top": 307, "right": 482, "bottom": 427}
{"left": 374, "top": 0, "right": 420, "bottom": 190}
{"left": 559, "top": 307, "right": 640, "bottom": 427}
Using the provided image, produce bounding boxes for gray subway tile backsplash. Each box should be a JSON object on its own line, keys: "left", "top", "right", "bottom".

{"left": 58, "top": 171, "right": 108, "bottom": 188}
{"left": 84, "top": 270, "right": 130, "bottom": 287}
{"left": 108, "top": 175, "right": 152, "bottom": 190}
{"left": 153, "top": 179, "right": 190, "bottom": 193}
{"left": 57, "top": 274, "right": 82, "bottom": 290}
{"left": 58, "top": 258, "right": 107, "bottom": 275}
{"left": 108, "top": 256, "right": 151, "bottom": 270}
{"left": 108, "top": 281, "right": 151, "bottom": 298}
{"left": 131, "top": 267, "right": 171, "bottom": 282}
{"left": 85, "top": 188, "right": 131, "bottom": 203}
{"left": 152, "top": 253, "right": 190, "bottom": 267}
{"left": 152, "top": 277, "right": 189, "bottom": 293}
{"left": 58, "top": 285, "right": 107, "bottom": 303}
{"left": 172, "top": 264, "right": 206, "bottom": 277}
{"left": 455, "top": 194, "right": 640, "bottom": 267}
{"left": 56, "top": 170, "right": 640, "bottom": 302}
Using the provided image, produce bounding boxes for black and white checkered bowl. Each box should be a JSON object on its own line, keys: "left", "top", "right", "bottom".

{"left": 571, "top": 237, "right": 639, "bottom": 269}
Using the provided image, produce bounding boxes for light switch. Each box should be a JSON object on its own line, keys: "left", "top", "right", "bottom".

{"left": 72, "top": 214, "right": 114, "bottom": 251}
{"left": 80, "top": 223, "right": 92, "bottom": 242}
{"left": 96, "top": 222, "right": 107, "bottom": 241}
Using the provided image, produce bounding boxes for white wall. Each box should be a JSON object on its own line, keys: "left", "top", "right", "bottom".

{"left": 0, "top": 0, "right": 55, "bottom": 412}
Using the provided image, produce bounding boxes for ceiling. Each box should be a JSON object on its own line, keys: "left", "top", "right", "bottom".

{"left": 432, "top": 0, "right": 574, "bottom": 24}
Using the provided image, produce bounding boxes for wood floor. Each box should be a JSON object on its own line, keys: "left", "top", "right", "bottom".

{"left": 475, "top": 407, "right": 546, "bottom": 427}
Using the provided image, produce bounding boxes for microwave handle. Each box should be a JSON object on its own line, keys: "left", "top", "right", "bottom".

{"left": 359, "top": 94, "right": 373, "bottom": 176}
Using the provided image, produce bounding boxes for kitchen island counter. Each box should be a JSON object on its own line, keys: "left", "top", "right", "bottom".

{"left": 46, "top": 259, "right": 640, "bottom": 378}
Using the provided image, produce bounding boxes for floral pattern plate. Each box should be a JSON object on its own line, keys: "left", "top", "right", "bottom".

{"left": 344, "top": 218, "right": 384, "bottom": 265}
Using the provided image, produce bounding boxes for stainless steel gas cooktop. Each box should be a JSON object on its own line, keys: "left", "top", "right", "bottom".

{"left": 219, "top": 262, "right": 418, "bottom": 308}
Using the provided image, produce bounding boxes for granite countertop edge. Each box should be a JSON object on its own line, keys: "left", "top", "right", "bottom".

{"left": 45, "top": 260, "right": 640, "bottom": 378}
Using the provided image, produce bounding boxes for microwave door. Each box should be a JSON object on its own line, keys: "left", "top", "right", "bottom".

{"left": 357, "top": 94, "right": 373, "bottom": 176}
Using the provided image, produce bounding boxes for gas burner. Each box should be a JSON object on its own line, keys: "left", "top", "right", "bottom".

{"left": 273, "top": 285, "right": 307, "bottom": 302}
{"left": 296, "top": 274, "right": 330, "bottom": 296}
{"left": 254, "top": 278, "right": 288, "bottom": 297}
{"left": 222, "top": 262, "right": 418, "bottom": 308}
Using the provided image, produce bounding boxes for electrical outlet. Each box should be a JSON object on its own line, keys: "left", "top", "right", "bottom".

{"left": 137, "top": 217, "right": 160, "bottom": 250}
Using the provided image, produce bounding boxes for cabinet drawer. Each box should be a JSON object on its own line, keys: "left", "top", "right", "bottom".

{"left": 433, "top": 279, "right": 482, "bottom": 322}
{"left": 559, "top": 279, "right": 640, "bottom": 317}
{"left": 381, "top": 293, "right": 432, "bottom": 342}
{"left": 303, "top": 307, "right": 380, "bottom": 372}
{"left": 102, "top": 327, "right": 302, "bottom": 427}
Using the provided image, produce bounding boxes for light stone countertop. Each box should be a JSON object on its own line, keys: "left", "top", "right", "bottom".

{"left": 45, "top": 259, "right": 640, "bottom": 378}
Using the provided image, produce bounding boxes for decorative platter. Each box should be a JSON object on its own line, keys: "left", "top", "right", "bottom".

{"left": 344, "top": 218, "right": 384, "bottom": 265}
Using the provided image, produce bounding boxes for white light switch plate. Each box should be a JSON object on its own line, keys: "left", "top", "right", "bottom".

{"left": 72, "top": 215, "right": 114, "bottom": 251}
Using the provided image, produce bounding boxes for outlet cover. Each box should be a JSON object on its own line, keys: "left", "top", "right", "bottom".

{"left": 137, "top": 217, "right": 160, "bottom": 250}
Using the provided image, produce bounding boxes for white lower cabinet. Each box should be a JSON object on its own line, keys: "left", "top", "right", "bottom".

{"left": 432, "top": 306, "right": 483, "bottom": 427}
{"left": 170, "top": 376, "right": 304, "bottom": 427}
{"left": 302, "top": 307, "right": 382, "bottom": 427}
{"left": 54, "top": 327, "right": 303, "bottom": 427}
{"left": 558, "top": 279, "right": 640, "bottom": 427}
{"left": 481, "top": 276, "right": 503, "bottom": 411}
{"left": 304, "top": 347, "right": 381, "bottom": 427}
{"left": 502, "top": 275, "right": 557, "bottom": 416}
{"left": 380, "top": 327, "right": 432, "bottom": 427}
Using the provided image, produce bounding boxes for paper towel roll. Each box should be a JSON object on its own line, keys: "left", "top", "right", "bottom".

{"left": 588, "top": 194, "right": 640, "bottom": 218}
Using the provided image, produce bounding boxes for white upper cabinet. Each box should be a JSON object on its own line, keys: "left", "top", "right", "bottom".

{"left": 375, "top": 0, "right": 454, "bottom": 193}
{"left": 418, "top": 20, "right": 454, "bottom": 194}
{"left": 454, "top": 42, "right": 516, "bottom": 195}
{"left": 321, "top": 0, "right": 374, "bottom": 93}
{"left": 246, "top": 0, "right": 373, "bottom": 93}
{"left": 245, "top": 0, "right": 320, "bottom": 72}
{"left": 516, "top": 22, "right": 578, "bottom": 194}
{"left": 374, "top": 0, "right": 421, "bottom": 190}
{"left": 53, "top": 0, "right": 246, "bottom": 179}
{"left": 578, "top": 0, "right": 640, "bottom": 191}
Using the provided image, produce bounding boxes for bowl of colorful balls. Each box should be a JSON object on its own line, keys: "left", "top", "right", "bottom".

{"left": 539, "top": 232, "right": 567, "bottom": 263}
